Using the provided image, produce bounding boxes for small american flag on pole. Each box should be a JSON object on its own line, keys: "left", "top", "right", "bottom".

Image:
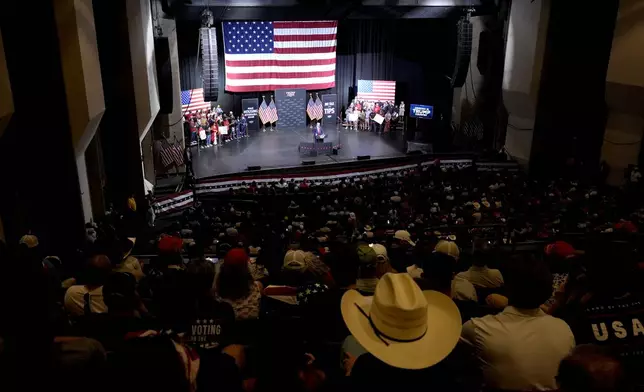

{"left": 181, "top": 88, "right": 212, "bottom": 112}
{"left": 258, "top": 98, "right": 269, "bottom": 124}
{"left": 356, "top": 80, "right": 396, "bottom": 102}
{"left": 268, "top": 98, "right": 278, "bottom": 123}
{"left": 223, "top": 21, "right": 338, "bottom": 92}
{"left": 307, "top": 96, "right": 316, "bottom": 120}
{"left": 314, "top": 95, "right": 324, "bottom": 120}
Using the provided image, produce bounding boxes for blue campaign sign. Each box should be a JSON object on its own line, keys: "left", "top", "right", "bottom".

{"left": 410, "top": 104, "right": 434, "bottom": 119}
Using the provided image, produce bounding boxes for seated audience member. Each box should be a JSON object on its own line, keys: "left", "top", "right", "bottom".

{"left": 115, "top": 255, "right": 145, "bottom": 282}
{"left": 415, "top": 252, "right": 478, "bottom": 321}
{"left": 0, "top": 247, "right": 107, "bottom": 392}
{"left": 342, "top": 273, "right": 478, "bottom": 391}
{"left": 372, "top": 243, "right": 396, "bottom": 278}
{"left": 110, "top": 335, "right": 243, "bottom": 392}
{"left": 184, "top": 260, "right": 235, "bottom": 350}
{"left": 461, "top": 255, "right": 575, "bottom": 391}
{"left": 215, "top": 248, "right": 262, "bottom": 320}
{"left": 561, "top": 241, "right": 644, "bottom": 388}
{"left": 81, "top": 272, "right": 155, "bottom": 351}
{"left": 249, "top": 331, "right": 326, "bottom": 392}
{"left": 412, "top": 241, "right": 478, "bottom": 303}
{"left": 389, "top": 230, "right": 416, "bottom": 272}
{"left": 557, "top": 345, "right": 626, "bottom": 392}
{"left": 356, "top": 244, "right": 379, "bottom": 294}
{"left": 64, "top": 255, "right": 112, "bottom": 317}
{"left": 541, "top": 241, "right": 578, "bottom": 312}
{"left": 456, "top": 240, "right": 503, "bottom": 289}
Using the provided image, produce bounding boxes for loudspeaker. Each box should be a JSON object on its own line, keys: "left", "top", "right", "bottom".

{"left": 154, "top": 37, "right": 173, "bottom": 114}
{"left": 247, "top": 165, "right": 261, "bottom": 171}
{"left": 357, "top": 155, "right": 371, "bottom": 161}
{"left": 451, "top": 18, "right": 473, "bottom": 88}
{"left": 200, "top": 27, "right": 219, "bottom": 102}
{"left": 302, "top": 160, "right": 316, "bottom": 166}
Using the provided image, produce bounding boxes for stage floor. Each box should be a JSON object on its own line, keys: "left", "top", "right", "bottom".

{"left": 191, "top": 126, "right": 406, "bottom": 178}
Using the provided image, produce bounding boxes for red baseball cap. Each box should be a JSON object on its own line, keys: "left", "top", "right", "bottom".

{"left": 224, "top": 248, "right": 249, "bottom": 266}
{"left": 615, "top": 221, "right": 637, "bottom": 233}
{"left": 544, "top": 241, "right": 576, "bottom": 259}
{"left": 158, "top": 235, "right": 183, "bottom": 253}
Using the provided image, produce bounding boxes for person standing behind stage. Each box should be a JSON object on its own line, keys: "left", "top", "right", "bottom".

{"left": 365, "top": 103, "right": 372, "bottom": 132}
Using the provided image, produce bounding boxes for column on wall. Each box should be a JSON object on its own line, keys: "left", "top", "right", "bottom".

{"left": 601, "top": 0, "right": 644, "bottom": 185}
{"left": 94, "top": 0, "right": 159, "bottom": 211}
{"left": 53, "top": 0, "right": 106, "bottom": 222}
{"left": 0, "top": 2, "right": 86, "bottom": 250}
{"left": 501, "top": 0, "right": 550, "bottom": 165}
{"left": 529, "top": 0, "right": 619, "bottom": 175}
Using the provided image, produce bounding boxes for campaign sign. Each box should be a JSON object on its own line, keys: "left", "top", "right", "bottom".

{"left": 242, "top": 98, "right": 259, "bottom": 131}
{"left": 321, "top": 94, "right": 337, "bottom": 121}
{"left": 410, "top": 104, "right": 434, "bottom": 119}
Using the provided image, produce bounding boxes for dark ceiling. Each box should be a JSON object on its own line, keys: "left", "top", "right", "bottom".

{"left": 162, "top": 0, "right": 497, "bottom": 21}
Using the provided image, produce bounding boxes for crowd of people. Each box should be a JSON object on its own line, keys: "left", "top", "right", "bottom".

{"left": 2, "top": 161, "right": 644, "bottom": 392}
{"left": 343, "top": 99, "right": 404, "bottom": 133}
{"left": 183, "top": 106, "right": 248, "bottom": 149}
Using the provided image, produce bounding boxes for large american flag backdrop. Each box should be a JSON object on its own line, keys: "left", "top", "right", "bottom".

{"left": 181, "top": 88, "right": 212, "bottom": 112}
{"left": 356, "top": 80, "right": 397, "bottom": 102}
{"left": 222, "top": 21, "right": 338, "bottom": 93}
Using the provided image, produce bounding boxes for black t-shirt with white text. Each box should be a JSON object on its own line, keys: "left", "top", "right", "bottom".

{"left": 566, "top": 291, "right": 644, "bottom": 385}
{"left": 185, "top": 297, "right": 235, "bottom": 350}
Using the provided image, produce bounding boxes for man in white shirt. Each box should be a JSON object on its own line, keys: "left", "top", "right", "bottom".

{"left": 461, "top": 256, "right": 574, "bottom": 391}
{"left": 456, "top": 240, "right": 503, "bottom": 289}
{"left": 456, "top": 254, "right": 504, "bottom": 289}
{"left": 64, "top": 255, "right": 112, "bottom": 316}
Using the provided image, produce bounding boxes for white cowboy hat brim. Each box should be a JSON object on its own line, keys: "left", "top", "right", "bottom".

{"left": 341, "top": 289, "right": 461, "bottom": 370}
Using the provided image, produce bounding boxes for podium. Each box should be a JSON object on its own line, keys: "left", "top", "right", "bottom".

{"left": 299, "top": 142, "right": 334, "bottom": 157}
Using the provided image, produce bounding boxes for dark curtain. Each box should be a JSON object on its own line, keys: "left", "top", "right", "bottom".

{"left": 177, "top": 19, "right": 456, "bottom": 120}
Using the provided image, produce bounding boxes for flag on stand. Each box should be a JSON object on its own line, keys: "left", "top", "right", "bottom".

{"left": 356, "top": 80, "right": 396, "bottom": 102}
{"left": 222, "top": 21, "right": 338, "bottom": 92}
{"left": 268, "top": 99, "right": 278, "bottom": 123}
{"left": 258, "top": 98, "right": 269, "bottom": 124}
{"left": 306, "top": 96, "right": 316, "bottom": 120}
{"left": 181, "top": 88, "right": 212, "bottom": 112}
{"left": 160, "top": 141, "right": 184, "bottom": 168}
{"left": 314, "top": 95, "right": 324, "bottom": 120}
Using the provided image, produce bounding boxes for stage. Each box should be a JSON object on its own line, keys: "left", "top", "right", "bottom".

{"left": 191, "top": 126, "right": 407, "bottom": 178}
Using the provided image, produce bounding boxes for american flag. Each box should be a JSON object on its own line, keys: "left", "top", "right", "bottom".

{"left": 356, "top": 80, "right": 396, "bottom": 102}
{"left": 268, "top": 99, "right": 278, "bottom": 123}
{"left": 307, "top": 96, "right": 316, "bottom": 120}
{"left": 314, "top": 95, "right": 323, "bottom": 120}
{"left": 258, "top": 98, "right": 269, "bottom": 124}
{"left": 160, "top": 141, "right": 184, "bottom": 168}
{"left": 181, "top": 88, "right": 212, "bottom": 112}
{"left": 222, "top": 21, "right": 338, "bottom": 92}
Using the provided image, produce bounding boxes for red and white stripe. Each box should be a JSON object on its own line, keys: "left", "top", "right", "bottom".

{"left": 224, "top": 21, "right": 338, "bottom": 92}
{"left": 182, "top": 88, "right": 212, "bottom": 112}
{"left": 356, "top": 80, "right": 397, "bottom": 102}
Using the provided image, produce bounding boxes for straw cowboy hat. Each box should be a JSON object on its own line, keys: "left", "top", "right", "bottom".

{"left": 341, "top": 273, "right": 461, "bottom": 370}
